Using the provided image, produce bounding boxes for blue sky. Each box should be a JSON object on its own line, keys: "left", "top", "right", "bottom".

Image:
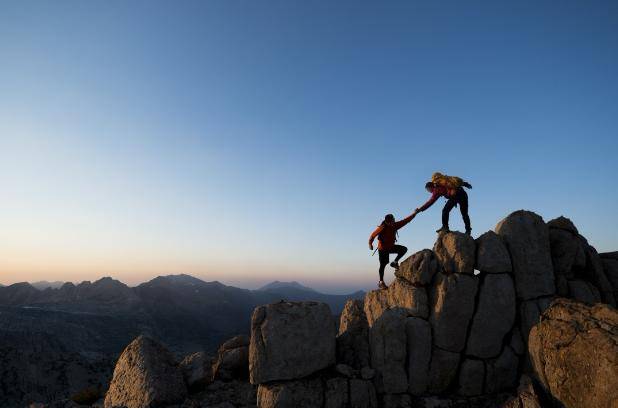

{"left": 1, "top": 1, "right": 617, "bottom": 292}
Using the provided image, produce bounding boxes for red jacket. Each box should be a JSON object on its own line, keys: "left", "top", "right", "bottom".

{"left": 418, "top": 185, "right": 456, "bottom": 212}
{"left": 369, "top": 215, "right": 413, "bottom": 251}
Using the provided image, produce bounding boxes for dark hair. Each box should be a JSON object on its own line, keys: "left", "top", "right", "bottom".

{"left": 425, "top": 182, "right": 434, "bottom": 189}
{"left": 382, "top": 214, "right": 395, "bottom": 226}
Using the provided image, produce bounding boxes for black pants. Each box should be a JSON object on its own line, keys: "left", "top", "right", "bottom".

{"left": 443, "top": 188, "right": 471, "bottom": 231}
{"left": 378, "top": 245, "right": 407, "bottom": 281}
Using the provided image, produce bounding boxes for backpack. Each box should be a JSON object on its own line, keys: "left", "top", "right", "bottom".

{"left": 431, "top": 172, "right": 471, "bottom": 190}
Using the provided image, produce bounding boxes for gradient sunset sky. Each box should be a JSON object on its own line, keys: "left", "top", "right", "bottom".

{"left": 1, "top": 1, "right": 617, "bottom": 292}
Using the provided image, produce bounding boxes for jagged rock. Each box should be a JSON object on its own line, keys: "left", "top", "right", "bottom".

{"left": 395, "top": 249, "right": 438, "bottom": 286}
{"left": 567, "top": 280, "right": 601, "bottom": 304}
{"left": 337, "top": 299, "right": 370, "bottom": 370}
{"left": 381, "top": 394, "right": 412, "bottom": 408}
{"left": 434, "top": 232, "right": 476, "bottom": 275}
{"left": 495, "top": 210, "right": 555, "bottom": 300}
{"left": 405, "top": 317, "right": 431, "bottom": 395}
{"left": 548, "top": 228, "right": 585, "bottom": 277}
{"left": 466, "top": 274, "right": 516, "bottom": 358}
{"left": 427, "top": 347, "right": 460, "bottom": 394}
{"left": 213, "top": 335, "right": 249, "bottom": 381}
{"left": 325, "top": 377, "right": 348, "bottom": 408}
{"left": 500, "top": 375, "right": 542, "bottom": 408}
{"left": 485, "top": 346, "right": 519, "bottom": 394}
{"left": 349, "top": 379, "right": 378, "bottom": 408}
{"left": 369, "top": 309, "right": 408, "bottom": 394}
{"left": 429, "top": 273, "right": 478, "bottom": 352}
{"left": 386, "top": 279, "right": 429, "bottom": 319}
{"left": 475, "top": 231, "right": 512, "bottom": 273}
{"left": 364, "top": 280, "right": 428, "bottom": 327}
{"left": 457, "top": 359, "right": 485, "bottom": 396}
{"left": 179, "top": 352, "right": 214, "bottom": 391}
{"left": 256, "top": 378, "right": 323, "bottom": 408}
{"left": 528, "top": 298, "right": 618, "bottom": 408}
{"left": 547, "top": 216, "right": 579, "bottom": 234}
{"left": 104, "top": 335, "right": 187, "bottom": 408}
{"left": 249, "top": 301, "right": 336, "bottom": 384}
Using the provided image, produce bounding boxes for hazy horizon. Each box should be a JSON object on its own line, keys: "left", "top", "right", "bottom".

{"left": 2, "top": 1, "right": 617, "bottom": 290}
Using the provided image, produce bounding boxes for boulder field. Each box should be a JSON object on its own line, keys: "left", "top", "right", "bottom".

{"left": 99, "top": 210, "right": 617, "bottom": 408}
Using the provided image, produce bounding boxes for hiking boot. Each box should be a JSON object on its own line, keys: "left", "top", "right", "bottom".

{"left": 436, "top": 226, "right": 450, "bottom": 234}
{"left": 465, "top": 228, "right": 472, "bottom": 236}
{"left": 378, "top": 281, "right": 388, "bottom": 290}
{"left": 390, "top": 261, "right": 400, "bottom": 270}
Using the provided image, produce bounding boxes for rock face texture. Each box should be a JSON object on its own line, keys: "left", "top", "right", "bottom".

{"left": 97, "top": 210, "right": 617, "bottom": 408}
{"left": 495, "top": 210, "right": 555, "bottom": 300}
{"left": 433, "top": 232, "right": 476, "bottom": 275}
{"left": 528, "top": 298, "right": 618, "bottom": 408}
{"left": 395, "top": 249, "right": 437, "bottom": 285}
{"left": 104, "top": 335, "right": 187, "bottom": 408}
{"left": 249, "top": 301, "right": 336, "bottom": 384}
{"left": 429, "top": 273, "right": 478, "bottom": 353}
{"left": 179, "top": 352, "right": 214, "bottom": 391}
{"left": 336, "top": 299, "right": 370, "bottom": 369}
{"left": 466, "top": 273, "right": 516, "bottom": 358}
{"left": 212, "top": 335, "right": 250, "bottom": 381}
{"left": 475, "top": 231, "right": 512, "bottom": 273}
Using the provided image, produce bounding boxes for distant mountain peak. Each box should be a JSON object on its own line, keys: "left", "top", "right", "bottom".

{"left": 258, "top": 281, "right": 317, "bottom": 293}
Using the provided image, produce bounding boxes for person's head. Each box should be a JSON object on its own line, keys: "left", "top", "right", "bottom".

{"left": 425, "top": 181, "right": 435, "bottom": 192}
{"left": 383, "top": 214, "right": 395, "bottom": 226}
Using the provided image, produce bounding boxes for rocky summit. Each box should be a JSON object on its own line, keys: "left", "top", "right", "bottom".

{"left": 7, "top": 210, "right": 618, "bottom": 408}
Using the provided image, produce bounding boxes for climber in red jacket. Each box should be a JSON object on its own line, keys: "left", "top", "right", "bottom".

{"left": 369, "top": 210, "right": 418, "bottom": 289}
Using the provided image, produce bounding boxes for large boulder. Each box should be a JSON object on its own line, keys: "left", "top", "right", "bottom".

{"left": 212, "top": 335, "right": 249, "bottom": 381}
{"left": 349, "top": 379, "right": 378, "bottom": 408}
{"left": 257, "top": 378, "right": 323, "bottom": 408}
{"left": 364, "top": 279, "right": 428, "bottom": 326}
{"left": 395, "top": 249, "right": 438, "bottom": 286}
{"left": 405, "top": 317, "right": 431, "bottom": 395}
{"left": 466, "top": 273, "right": 516, "bottom": 358}
{"left": 567, "top": 280, "right": 601, "bottom": 305}
{"left": 528, "top": 298, "right": 618, "bottom": 408}
{"left": 434, "top": 232, "right": 476, "bottom": 275}
{"left": 495, "top": 210, "right": 555, "bottom": 300}
{"left": 385, "top": 279, "right": 429, "bottom": 319}
{"left": 582, "top": 243, "right": 615, "bottom": 306}
{"left": 363, "top": 289, "right": 390, "bottom": 327}
{"left": 475, "top": 231, "right": 512, "bottom": 273}
{"left": 484, "top": 346, "right": 519, "bottom": 394}
{"left": 548, "top": 224, "right": 585, "bottom": 278}
{"left": 427, "top": 347, "right": 460, "bottom": 394}
{"left": 249, "top": 301, "right": 336, "bottom": 384}
{"left": 547, "top": 216, "right": 579, "bottom": 234}
{"left": 104, "top": 335, "right": 187, "bottom": 408}
{"left": 179, "top": 352, "right": 214, "bottom": 392}
{"left": 325, "top": 377, "right": 348, "bottom": 408}
{"left": 337, "top": 299, "right": 370, "bottom": 369}
{"left": 457, "top": 359, "right": 485, "bottom": 397}
{"left": 369, "top": 309, "right": 408, "bottom": 394}
{"left": 429, "top": 273, "right": 478, "bottom": 352}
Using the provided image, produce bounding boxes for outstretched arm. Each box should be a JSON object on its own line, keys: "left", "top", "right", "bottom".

{"left": 417, "top": 191, "right": 440, "bottom": 212}
{"left": 394, "top": 210, "right": 418, "bottom": 230}
{"left": 369, "top": 225, "right": 383, "bottom": 250}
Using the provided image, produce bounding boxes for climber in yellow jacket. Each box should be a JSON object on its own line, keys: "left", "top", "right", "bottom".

{"left": 415, "top": 172, "right": 473, "bottom": 235}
